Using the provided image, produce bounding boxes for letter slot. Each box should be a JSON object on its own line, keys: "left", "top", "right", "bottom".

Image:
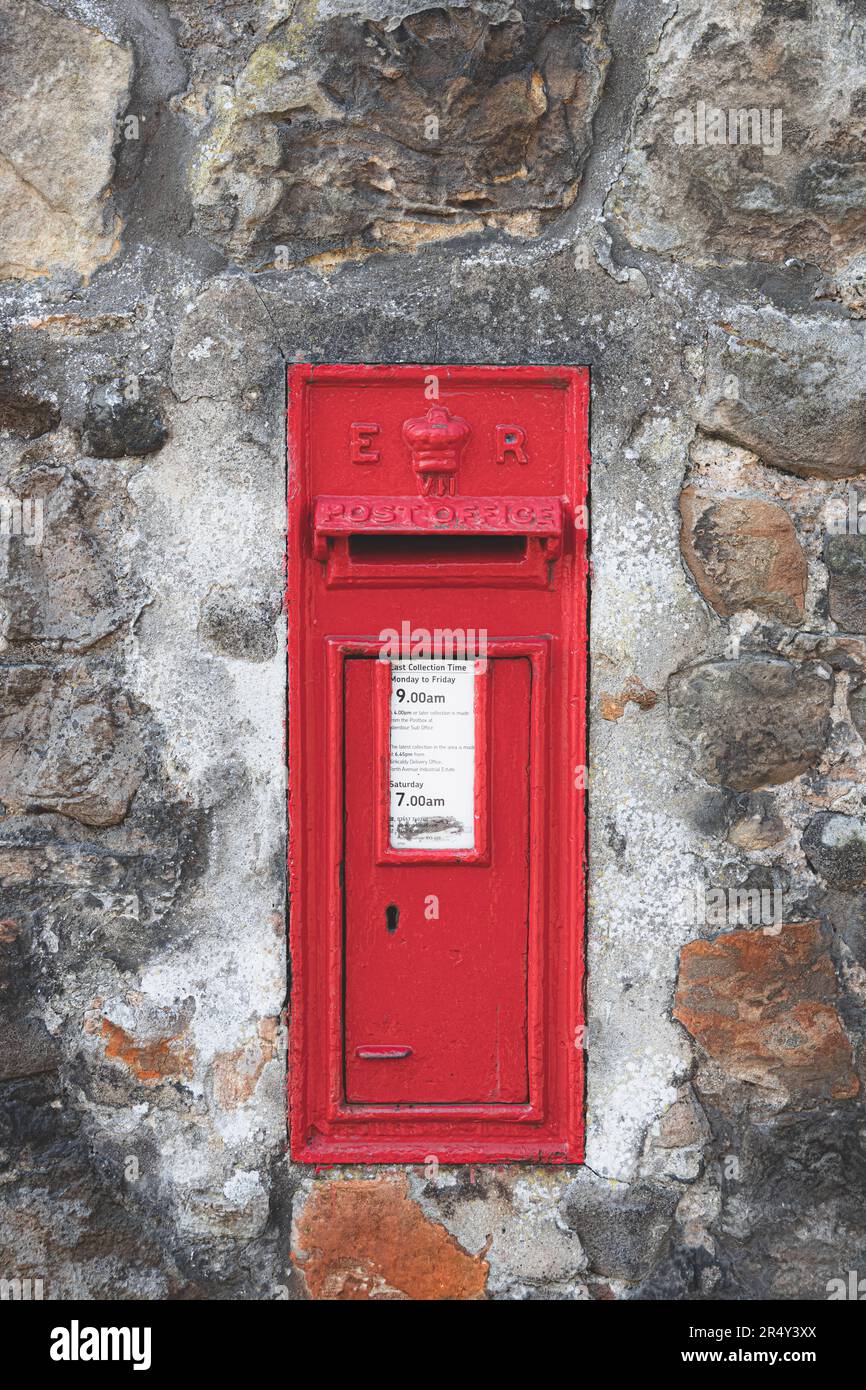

{"left": 313, "top": 493, "right": 563, "bottom": 587}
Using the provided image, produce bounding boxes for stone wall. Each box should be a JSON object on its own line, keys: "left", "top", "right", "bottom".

{"left": 1, "top": 0, "right": 865, "bottom": 1300}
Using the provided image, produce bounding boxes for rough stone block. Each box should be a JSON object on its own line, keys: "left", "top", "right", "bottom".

{"left": 189, "top": 3, "right": 609, "bottom": 267}
{"left": 0, "top": 0, "right": 131, "bottom": 281}
{"left": 680, "top": 487, "right": 806, "bottom": 625}
{"left": 668, "top": 657, "right": 834, "bottom": 791}
{"left": 802, "top": 812, "right": 866, "bottom": 890}
{"left": 292, "top": 1176, "right": 488, "bottom": 1300}
{"left": 0, "top": 664, "right": 145, "bottom": 826}
{"left": 674, "top": 922, "right": 859, "bottom": 1107}
{"left": 825, "top": 535, "right": 866, "bottom": 633}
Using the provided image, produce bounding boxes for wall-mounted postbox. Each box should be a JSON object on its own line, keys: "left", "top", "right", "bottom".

{"left": 288, "top": 365, "right": 588, "bottom": 1163}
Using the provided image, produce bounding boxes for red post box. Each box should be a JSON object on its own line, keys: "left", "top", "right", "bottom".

{"left": 288, "top": 365, "right": 588, "bottom": 1163}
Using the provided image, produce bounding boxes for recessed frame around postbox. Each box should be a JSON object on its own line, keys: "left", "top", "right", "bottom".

{"left": 288, "top": 364, "right": 589, "bottom": 1164}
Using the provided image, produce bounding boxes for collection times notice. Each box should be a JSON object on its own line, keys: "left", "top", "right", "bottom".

{"left": 388, "top": 660, "right": 476, "bottom": 851}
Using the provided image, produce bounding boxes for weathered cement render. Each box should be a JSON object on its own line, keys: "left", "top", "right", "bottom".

{"left": 1, "top": 0, "right": 865, "bottom": 1299}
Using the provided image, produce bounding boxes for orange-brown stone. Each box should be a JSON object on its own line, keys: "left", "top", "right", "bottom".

{"left": 293, "top": 1175, "right": 488, "bottom": 1300}
{"left": 0, "top": 919, "right": 20, "bottom": 943}
{"left": 599, "top": 675, "right": 659, "bottom": 721}
{"left": 674, "top": 922, "right": 859, "bottom": 1104}
{"left": 212, "top": 1017, "right": 278, "bottom": 1109}
{"left": 100, "top": 1018, "right": 194, "bottom": 1084}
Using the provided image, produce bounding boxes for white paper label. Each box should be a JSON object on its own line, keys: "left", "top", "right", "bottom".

{"left": 389, "top": 659, "right": 476, "bottom": 850}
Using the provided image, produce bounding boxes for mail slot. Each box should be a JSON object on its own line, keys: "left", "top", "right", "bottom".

{"left": 288, "top": 364, "right": 588, "bottom": 1163}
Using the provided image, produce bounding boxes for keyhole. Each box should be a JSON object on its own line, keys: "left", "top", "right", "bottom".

{"left": 385, "top": 904, "right": 399, "bottom": 934}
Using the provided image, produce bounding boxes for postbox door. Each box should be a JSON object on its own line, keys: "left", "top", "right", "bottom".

{"left": 344, "top": 655, "right": 531, "bottom": 1104}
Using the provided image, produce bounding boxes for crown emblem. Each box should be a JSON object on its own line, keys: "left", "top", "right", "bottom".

{"left": 402, "top": 404, "right": 471, "bottom": 497}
